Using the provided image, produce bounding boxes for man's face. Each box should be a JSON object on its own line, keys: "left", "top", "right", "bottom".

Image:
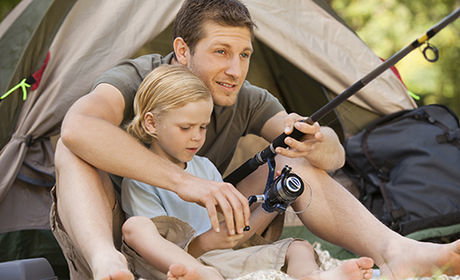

{"left": 186, "top": 21, "right": 253, "bottom": 107}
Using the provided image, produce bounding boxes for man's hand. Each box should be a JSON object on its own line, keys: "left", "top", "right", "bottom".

{"left": 175, "top": 175, "right": 250, "bottom": 236}
{"left": 270, "top": 112, "right": 345, "bottom": 171}
{"left": 187, "top": 221, "right": 245, "bottom": 257}
{"left": 275, "top": 113, "right": 323, "bottom": 158}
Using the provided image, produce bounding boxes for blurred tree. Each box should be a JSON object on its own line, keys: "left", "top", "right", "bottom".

{"left": 331, "top": 0, "right": 460, "bottom": 115}
{"left": 0, "top": 0, "right": 20, "bottom": 21}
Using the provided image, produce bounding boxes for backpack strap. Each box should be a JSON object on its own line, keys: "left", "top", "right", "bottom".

{"left": 416, "top": 105, "right": 460, "bottom": 148}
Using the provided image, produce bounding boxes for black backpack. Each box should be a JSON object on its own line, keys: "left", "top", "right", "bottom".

{"left": 344, "top": 104, "right": 460, "bottom": 240}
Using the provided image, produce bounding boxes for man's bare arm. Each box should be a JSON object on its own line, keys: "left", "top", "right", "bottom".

{"left": 60, "top": 83, "right": 250, "bottom": 234}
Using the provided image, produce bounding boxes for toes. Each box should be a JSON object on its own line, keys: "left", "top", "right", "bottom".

{"left": 357, "top": 257, "right": 374, "bottom": 269}
{"left": 169, "top": 264, "right": 187, "bottom": 277}
{"left": 363, "top": 268, "right": 373, "bottom": 280}
{"left": 100, "top": 270, "right": 134, "bottom": 280}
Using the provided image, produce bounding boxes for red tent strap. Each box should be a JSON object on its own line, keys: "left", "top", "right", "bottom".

{"left": 30, "top": 52, "right": 50, "bottom": 91}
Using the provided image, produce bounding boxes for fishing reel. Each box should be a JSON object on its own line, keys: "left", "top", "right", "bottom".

{"left": 247, "top": 157, "right": 304, "bottom": 213}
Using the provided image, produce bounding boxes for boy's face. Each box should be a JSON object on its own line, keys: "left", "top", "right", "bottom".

{"left": 148, "top": 99, "right": 213, "bottom": 167}
{"left": 186, "top": 21, "right": 253, "bottom": 107}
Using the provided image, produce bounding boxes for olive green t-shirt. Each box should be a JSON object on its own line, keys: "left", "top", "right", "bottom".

{"left": 94, "top": 53, "right": 284, "bottom": 173}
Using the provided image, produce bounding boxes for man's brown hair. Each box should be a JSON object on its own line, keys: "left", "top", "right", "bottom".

{"left": 172, "top": 0, "right": 256, "bottom": 53}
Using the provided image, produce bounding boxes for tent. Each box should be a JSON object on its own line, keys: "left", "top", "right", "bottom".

{"left": 0, "top": 0, "right": 416, "bottom": 278}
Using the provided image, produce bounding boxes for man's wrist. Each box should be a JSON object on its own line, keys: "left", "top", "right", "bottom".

{"left": 163, "top": 164, "right": 190, "bottom": 192}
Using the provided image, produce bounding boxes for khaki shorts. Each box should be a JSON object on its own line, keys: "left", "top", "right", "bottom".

{"left": 50, "top": 184, "right": 286, "bottom": 279}
{"left": 50, "top": 186, "right": 125, "bottom": 280}
{"left": 122, "top": 216, "right": 296, "bottom": 280}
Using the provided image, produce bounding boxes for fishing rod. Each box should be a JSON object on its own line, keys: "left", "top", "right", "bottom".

{"left": 225, "top": 7, "right": 460, "bottom": 186}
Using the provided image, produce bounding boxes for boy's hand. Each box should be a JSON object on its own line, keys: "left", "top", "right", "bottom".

{"left": 187, "top": 222, "right": 245, "bottom": 257}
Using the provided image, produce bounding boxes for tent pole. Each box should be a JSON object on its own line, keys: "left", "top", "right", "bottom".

{"left": 224, "top": 7, "right": 459, "bottom": 185}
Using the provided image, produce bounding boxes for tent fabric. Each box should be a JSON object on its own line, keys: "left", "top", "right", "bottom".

{"left": 0, "top": 0, "right": 183, "bottom": 232}
{"left": 0, "top": 0, "right": 416, "bottom": 233}
{"left": 244, "top": 0, "right": 415, "bottom": 113}
{"left": 0, "top": 0, "right": 76, "bottom": 149}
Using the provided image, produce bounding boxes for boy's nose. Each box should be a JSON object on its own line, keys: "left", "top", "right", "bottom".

{"left": 191, "top": 130, "right": 202, "bottom": 141}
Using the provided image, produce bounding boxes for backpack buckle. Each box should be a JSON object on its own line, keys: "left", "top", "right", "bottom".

{"left": 436, "top": 129, "right": 460, "bottom": 144}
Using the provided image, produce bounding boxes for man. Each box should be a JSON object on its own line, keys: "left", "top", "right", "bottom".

{"left": 53, "top": 0, "right": 460, "bottom": 279}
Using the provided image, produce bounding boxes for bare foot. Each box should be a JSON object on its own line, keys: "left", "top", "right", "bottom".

{"left": 167, "top": 263, "right": 224, "bottom": 280}
{"left": 380, "top": 239, "right": 460, "bottom": 279}
{"left": 100, "top": 270, "right": 134, "bottom": 280}
{"left": 300, "top": 257, "right": 374, "bottom": 280}
{"left": 91, "top": 249, "right": 134, "bottom": 280}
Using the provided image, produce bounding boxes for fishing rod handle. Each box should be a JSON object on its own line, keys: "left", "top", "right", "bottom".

{"left": 253, "top": 117, "right": 316, "bottom": 166}
{"left": 224, "top": 118, "right": 314, "bottom": 184}
{"left": 270, "top": 117, "right": 315, "bottom": 150}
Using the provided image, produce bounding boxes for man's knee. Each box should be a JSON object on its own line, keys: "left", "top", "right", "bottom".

{"left": 276, "top": 155, "right": 328, "bottom": 182}
{"left": 55, "top": 137, "right": 85, "bottom": 173}
{"left": 276, "top": 156, "right": 311, "bottom": 171}
{"left": 55, "top": 138, "right": 70, "bottom": 170}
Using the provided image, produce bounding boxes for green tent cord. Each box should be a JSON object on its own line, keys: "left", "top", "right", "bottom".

{"left": 1, "top": 78, "right": 31, "bottom": 101}
{"left": 408, "top": 90, "right": 421, "bottom": 101}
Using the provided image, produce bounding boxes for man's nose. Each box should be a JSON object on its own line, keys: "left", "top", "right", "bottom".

{"left": 224, "top": 56, "right": 241, "bottom": 80}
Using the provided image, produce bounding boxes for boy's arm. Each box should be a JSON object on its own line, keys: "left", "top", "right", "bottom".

{"left": 187, "top": 206, "right": 278, "bottom": 257}
{"left": 60, "top": 83, "right": 250, "bottom": 234}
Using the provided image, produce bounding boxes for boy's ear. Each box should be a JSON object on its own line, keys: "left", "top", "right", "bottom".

{"left": 173, "top": 37, "right": 190, "bottom": 65}
{"left": 143, "top": 112, "right": 158, "bottom": 135}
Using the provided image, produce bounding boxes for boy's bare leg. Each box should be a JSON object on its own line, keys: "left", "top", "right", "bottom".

{"left": 285, "top": 240, "right": 373, "bottom": 280}
{"left": 123, "top": 216, "right": 223, "bottom": 280}
{"left": 55, "top": 140, "right": 133, "bottom": 280}
{"left": 236, "top": 155, "right": 460, "bottom": 279}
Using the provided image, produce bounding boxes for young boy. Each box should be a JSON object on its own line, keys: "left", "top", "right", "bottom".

{"left": 120, "top": 64, "right": 374, "bottom": 280}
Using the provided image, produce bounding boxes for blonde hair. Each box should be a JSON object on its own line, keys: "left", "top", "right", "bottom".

{"left": 126, "top": 64, "right": 211, "bottom": 145}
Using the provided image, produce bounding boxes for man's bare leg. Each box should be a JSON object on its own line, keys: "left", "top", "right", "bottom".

{"left": 236, "top": 155, "right": 460, "bottom": 279}
{"left": 123, "top": 216, "right": 223, "bottom": 280}
{"left": 55, "top": 140, "right": 133, "bottom": 280}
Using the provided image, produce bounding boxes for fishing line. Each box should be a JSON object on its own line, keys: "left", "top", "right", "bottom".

{"left": 225, "top": 8, "right": 459, "bottom": 186}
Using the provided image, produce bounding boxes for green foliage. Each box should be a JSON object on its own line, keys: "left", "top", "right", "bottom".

{"left": 331, "top": 0, "right": 460, "bottom": 115}
{"left": 0, "top": 0, "right": 21, "bottom": 21}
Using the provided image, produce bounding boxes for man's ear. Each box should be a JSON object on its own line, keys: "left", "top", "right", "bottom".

{"left": 143, "top": 112, "right": 158, "bottom": 136}
{"left": 173, "top": 37, "right": 190, "bottom": 65}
